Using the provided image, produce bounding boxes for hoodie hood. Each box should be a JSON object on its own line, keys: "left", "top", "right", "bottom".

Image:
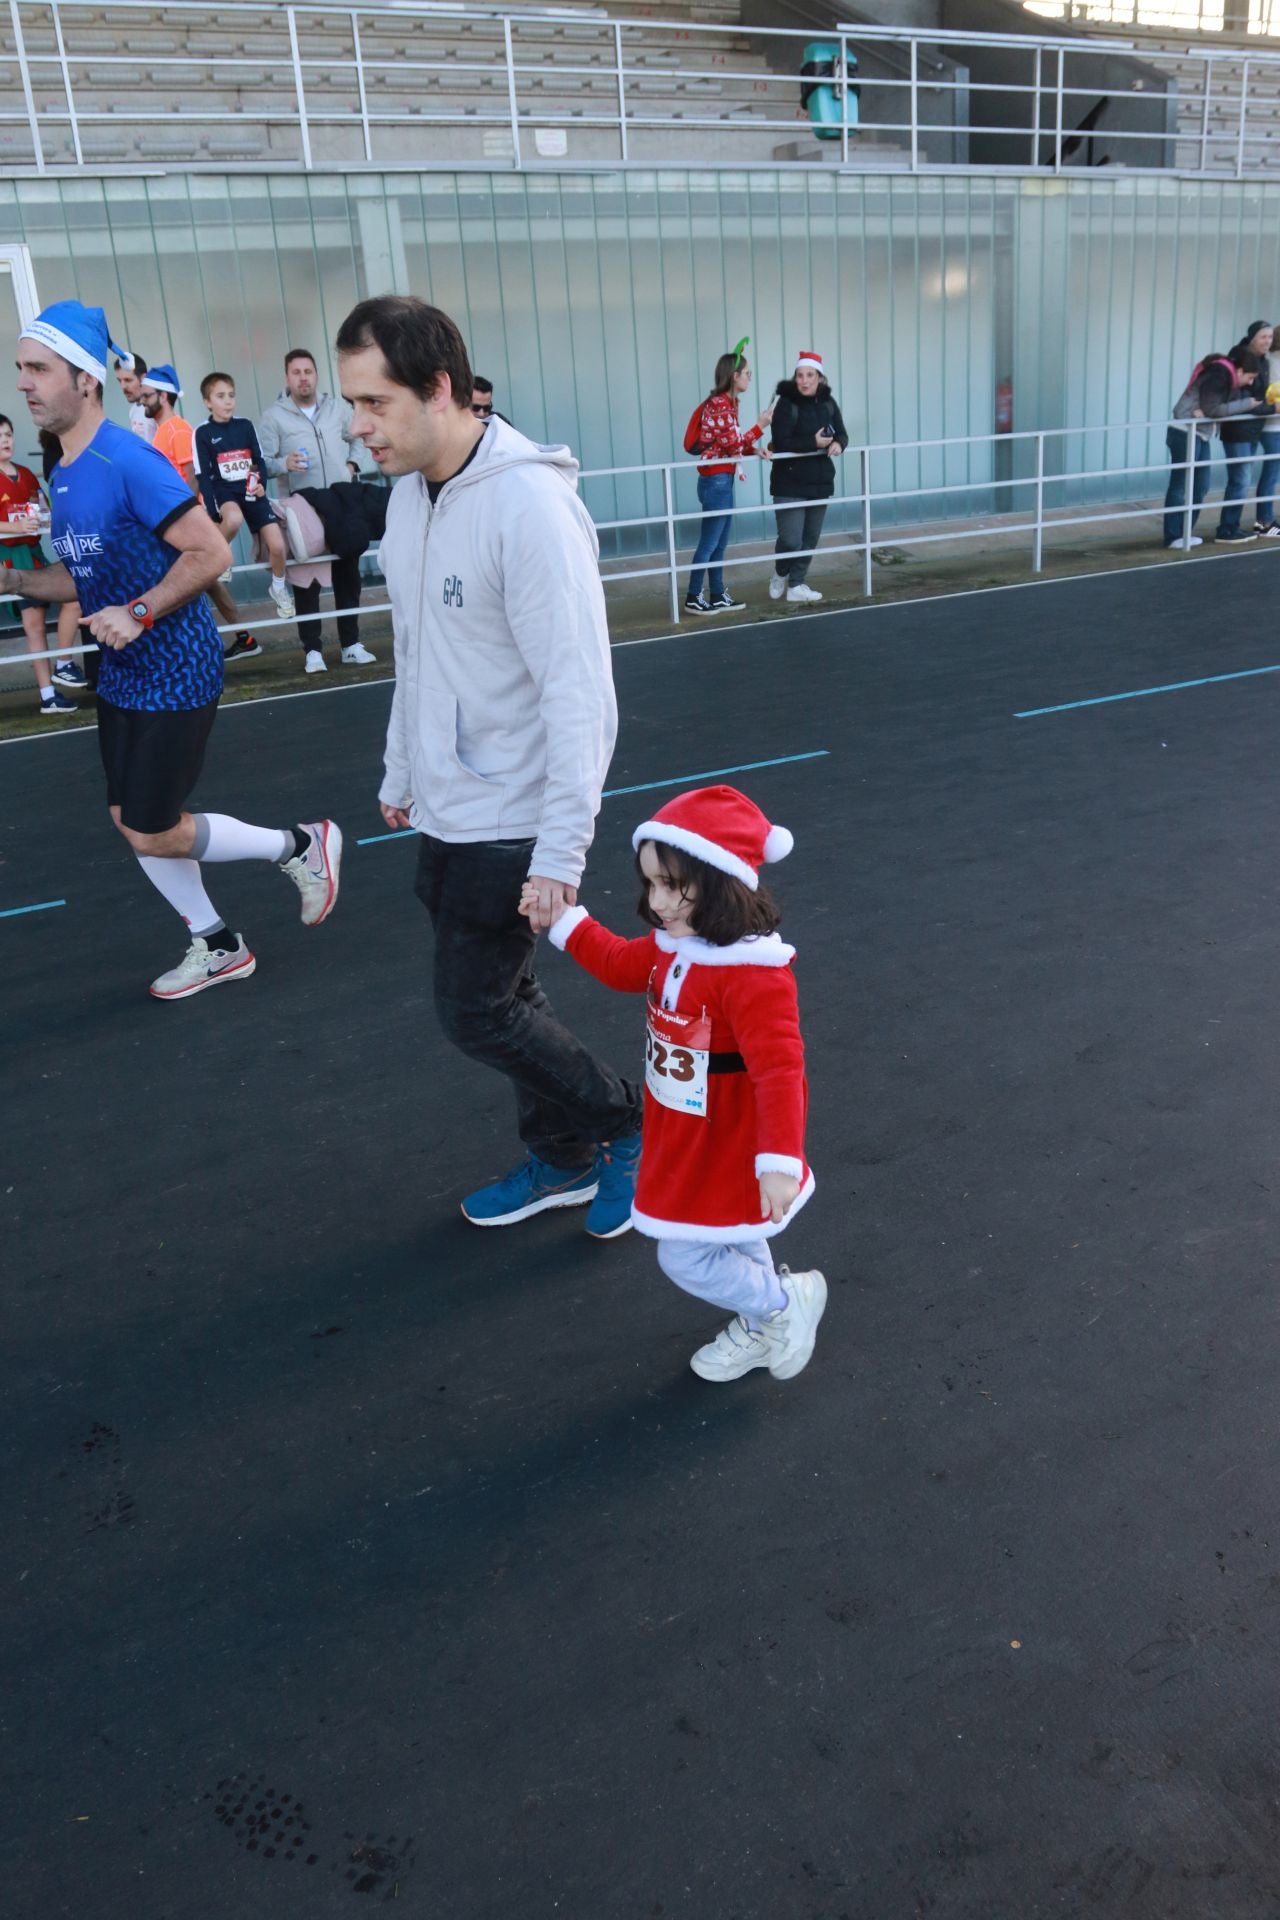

{"left": 402, "top": 415, "right": 580, "bottom": 511}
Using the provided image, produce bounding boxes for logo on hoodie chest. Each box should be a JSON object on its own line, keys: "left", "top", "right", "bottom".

{"left": 442, "top": 574, "right": 463, "bottom": 608}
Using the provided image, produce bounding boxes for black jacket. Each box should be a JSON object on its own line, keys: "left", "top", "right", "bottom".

{"left": 768, "top": 380, "right": 849, "bottom": 499}
{"left": 297, "top": 479, "right": 389, "bottom": 558}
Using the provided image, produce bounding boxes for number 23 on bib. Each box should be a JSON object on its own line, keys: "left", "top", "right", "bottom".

{"left": 645, "top": 995, "right": 712, "bottom": 1118}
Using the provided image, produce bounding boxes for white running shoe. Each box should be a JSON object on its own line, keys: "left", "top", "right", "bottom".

{"left": 690, "top": 1315, "right": 777, "bottom": 1382}
{"left": 281, "top": 818, "right": 342, "bottom": 926}
{"left": 769, "top": 574, "right": 787, "bottom": 600}
{"left": 786, "top": 583, "right": 823, "bottom": 604}
{"left": 149, "top": 934, "right": 255, "bottom": 1001}
{"left": 341, "top": 642, "right": 377, "bottom": 665}
{"left": 304, "top": 650, "right": 327, "bottom": 674}
{"left": 1163, "top": 536, "right": 1203, "bottom": 549}
{"left": 269, "top": 575, "right": 296, "bottom": 619}
{"left": 283, "top": 506, "right": 311, "bottom": 563}
{"left": 218, "top": 563, "right": 234, "bottom": 584}
{"left": 766, "top": 1267, "right": 828, "bottom": 1379}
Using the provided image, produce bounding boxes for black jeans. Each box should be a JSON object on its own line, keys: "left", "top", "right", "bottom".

{"left": 773, "top": 499, "right": 829, "bottom": 583}
{"left": 294, "top": 553, "right": 362, "bottom": 653}
{"left": 415, "top": 835, "right": 643, "bottom": 1170}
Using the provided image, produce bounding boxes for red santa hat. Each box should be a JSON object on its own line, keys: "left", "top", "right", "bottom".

{"left": 632, "top": 785, "right": 794, "bottom": 892}
{"left": 794, "top": 349, "right": 824, "bottom": 374}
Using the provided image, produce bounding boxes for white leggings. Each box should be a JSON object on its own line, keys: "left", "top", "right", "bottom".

{"left": 656, "top": 1237, "right": 788, "bottom": 1329}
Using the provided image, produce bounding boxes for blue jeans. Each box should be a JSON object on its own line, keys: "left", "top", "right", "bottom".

{"left": 1217, "top": 433, "right": 1261, "bottom": 535}
{"left": 687, "top": 470, "right": 735, "bottom": 600}
{"left": 414, "top": 835, "right": 642, "bottom": 1169}
{"left": 1162, "top": 427, "right": 1212, "bottom": 546}
{"left": 1258, "top": 429, "right": 1280, "bottom": 526}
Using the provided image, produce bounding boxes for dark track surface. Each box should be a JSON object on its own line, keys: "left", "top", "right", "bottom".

{"left": 7, "top": 553, "right": 1280, "bottom": 1920}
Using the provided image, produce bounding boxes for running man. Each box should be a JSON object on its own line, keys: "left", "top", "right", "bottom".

{"left": 15, "top": 300, "right": 343, "bottom": 1001}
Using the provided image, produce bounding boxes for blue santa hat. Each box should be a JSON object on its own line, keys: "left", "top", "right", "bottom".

{"left": 140, "top": 362, "right": 182, "bottom": 398}
{"left": 19, "top": 299, "right": 127, "bottom": 384}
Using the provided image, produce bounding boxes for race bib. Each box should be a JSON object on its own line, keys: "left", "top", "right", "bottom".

{"left": 216, "top": 447, "right": 254, "bottom": 485}
{"left": 645, "top": 995, "right": 712, "bottom": 1118}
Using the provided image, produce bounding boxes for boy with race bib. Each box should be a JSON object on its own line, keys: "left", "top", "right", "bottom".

{"left": 195, "top": 371, "right": 295, "bottom": 624}
{"left": 526, "top": 785, "right": 826, "bottom": 1383}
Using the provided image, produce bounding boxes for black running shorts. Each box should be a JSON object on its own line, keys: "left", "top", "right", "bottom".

{"left": 208, "top": 494, "right": 277, "bottom": 538}
{"left": 97, "top": 696, "right": 218, "bottom": 835}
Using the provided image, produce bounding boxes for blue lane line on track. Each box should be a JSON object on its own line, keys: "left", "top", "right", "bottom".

{"left": 1, "top": 897, "right": 66, "bottom": 919}
{"left": 354, "top": 751, "right": 831, "bottom": 846}
{"left": 1015, "top": 663, "right": 1280, "bottom": 718}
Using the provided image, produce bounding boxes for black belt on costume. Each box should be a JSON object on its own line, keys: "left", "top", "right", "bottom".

{"left": 708, "top": 1052, "right": 746, "bottom": 1074}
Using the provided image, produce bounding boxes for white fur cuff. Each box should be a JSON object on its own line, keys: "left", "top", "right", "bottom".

{"left": 548, "top": 904, "right": 589, "bottom": 949}
{"left": 756, "top": 1153, "right": 805, "bottom": 1179}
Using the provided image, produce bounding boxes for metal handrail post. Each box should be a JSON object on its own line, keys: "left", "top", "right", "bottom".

{"left": 909, "top": 37, "right": 919, "bottom": 172}
{"left": 1053, "top": 47, "right": 1064, "bottom": 175}
{"left": 1030, "top": 45, "right": 1041, "bottom": 167}
{"left": 839, "top": 31, "right": 850, "bottom": 167}
{"left": 1181, "top": 424, "right": 1196, "bottom": 551}
{"left": 662, "top": 465, "right": 680, "bottom": 624}
{"left": 614, "top": 20, "right": 628, "bottom": 163}
{"left": 859, "top": 446, "right": 873, "bottom": 598}
{"left": 10, "top": 0, "right": 45, "bottom": 175}
{"left": 50, "top": 1, "right": 83, "bottom": 167}
{"left": 1032, "top": 430, "right": 1045, "bottom": 572}
{"left": 286, "top": 8, "right": 313, "bottom": 169}
{"left": 1236, "top": 56, "right": 1250, "bottom": 178}
{"left": 503, "top": 16, "right": 522, "bottom": 169}
{"left": 1200, "top": 53, "right": 1211, "bottom": 173}
{"left": 352, "top": 9, "right": 372, "bottom": 164}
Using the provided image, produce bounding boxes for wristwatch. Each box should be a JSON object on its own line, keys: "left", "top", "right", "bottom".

{"left": 128, "top": 598, "right": 155, "bottom": 630}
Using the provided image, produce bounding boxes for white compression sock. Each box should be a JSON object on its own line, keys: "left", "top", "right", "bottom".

{"left": 136, "top": 855, "right": 221, "bottom": 932}
{"left": 190, "top": 813, "right": 291, "bottom": 864}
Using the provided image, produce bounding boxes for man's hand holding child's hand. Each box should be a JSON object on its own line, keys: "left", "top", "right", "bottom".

{"left": 519, "top": 877, "right": 577, "bottom": 934}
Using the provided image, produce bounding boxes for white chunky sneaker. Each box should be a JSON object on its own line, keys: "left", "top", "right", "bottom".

{"left": 304, "top": 650, "right": 327, "bottom": 674}
{"left": 786, "top": 582, "right": 823, "bottom": 604}
{"left": 268, "top": 575, "right": 296, "bottom": 619}
{"left": 281, "top": 819, "right": 342, "bottom": 926}
{"left": 766, "top": 1267, "right": 828, "bottom": 1379}
{"left": 341, "top": 642, "right": 377, "bottom": 665}
{"left": 149, "top": 934, "right": 255, "bottom": 1001}
{"left": 769, "top": 573, "right": 787, "bottom": 600}
{"left": 690, "top": 1315, "right": 778, "bottom": 1382}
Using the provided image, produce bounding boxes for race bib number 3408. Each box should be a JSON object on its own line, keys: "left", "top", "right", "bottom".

{"left": 645, "top": 998, "right": 712, "bottom": 1118}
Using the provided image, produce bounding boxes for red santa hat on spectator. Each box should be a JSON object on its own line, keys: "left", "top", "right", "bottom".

{"left": 632, "top": 785, "right": 794, "bottom": 892}
{"left": 794, "top": 350, "right": 824, "bottom": 374}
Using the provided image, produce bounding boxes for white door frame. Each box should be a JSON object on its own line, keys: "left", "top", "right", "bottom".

{"left": 0, "top": 244, "right": 39, "bottom": 326}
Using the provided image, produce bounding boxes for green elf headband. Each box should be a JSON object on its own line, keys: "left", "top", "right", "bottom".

{"left": 732, "top": 335, "right": 750, "bottom": 368}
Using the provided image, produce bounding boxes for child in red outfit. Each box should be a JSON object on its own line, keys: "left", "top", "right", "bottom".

{"left": 529, "top": 785, "right": 826, "bottom": 1383}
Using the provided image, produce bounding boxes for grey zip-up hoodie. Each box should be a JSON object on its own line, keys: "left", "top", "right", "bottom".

{"left": 257, "top": 390, "right": 362, "bottom": 491}
{"left": 377, "top": 419, "right": 615, "bottom": 888}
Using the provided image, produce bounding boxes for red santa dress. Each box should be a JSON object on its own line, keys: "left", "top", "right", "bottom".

{"left": 549, "top": 906, "right": 814, "bottom": 1242}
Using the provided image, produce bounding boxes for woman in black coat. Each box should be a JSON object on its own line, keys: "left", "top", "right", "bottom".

{"left": 767, "top": 351, "right": 849, "bottom": 605}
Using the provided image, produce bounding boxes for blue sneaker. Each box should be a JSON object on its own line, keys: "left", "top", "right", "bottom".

{"left": 584, "top": 1133, "right": 642, "bottom": 1239}
{"left": 460, "top": 1152, "right": 598, "bottom": 1227}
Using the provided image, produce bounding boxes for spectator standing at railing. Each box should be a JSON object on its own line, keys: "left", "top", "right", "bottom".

{"left": 1252, "top": 335, "right": 1280, "bottom": 538}
{"left": 0, "top": 412, "right": 81, "bottom": 714}
{"left": 1214, "top": 323, "right": 1275, "bottom": 544}
{"left": 766, "top": 350, "right": 848, "bottom": 606}
{"left": 683, "top": 344, "right": 773, "bottom": 617}
{"left": 114, "top": 350, "right": 155, "bottom": 444}
{"left": 1162, "top": 342, "right": 1271, "bottom": 550}
{"left": 257, "top": 348, "right": 375, "bottom": 674}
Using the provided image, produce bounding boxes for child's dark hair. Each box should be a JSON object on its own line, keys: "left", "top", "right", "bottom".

{"left": 200, "top": 370, "right": 234, "bottom": 401}
{"left": 636, "top": 840, "right": 780, "bottom": 945}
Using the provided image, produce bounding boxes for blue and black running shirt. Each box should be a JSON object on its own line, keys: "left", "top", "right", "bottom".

{"left": 49, "top": 419, "right": 223, "bottom": 712}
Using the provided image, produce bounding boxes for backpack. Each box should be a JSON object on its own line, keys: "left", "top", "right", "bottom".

{"left": 683, "top": 401, "right": 707, "bottom": 456}
{"left": 1189, "top": 355, "right": 1236, "bottom": 391}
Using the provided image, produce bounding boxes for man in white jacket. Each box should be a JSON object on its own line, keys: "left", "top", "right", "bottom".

{"left": 337, "top": 295, "right": 643, "bottom": 1236}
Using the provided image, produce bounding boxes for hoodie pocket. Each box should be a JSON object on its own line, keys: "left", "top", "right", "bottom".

{"left": 416, "top": 686, "right": 505, "bottom": 830}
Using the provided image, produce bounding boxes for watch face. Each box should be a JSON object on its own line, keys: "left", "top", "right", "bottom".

{"left": 130, "top": 602, "right": 149, "bottom": 620}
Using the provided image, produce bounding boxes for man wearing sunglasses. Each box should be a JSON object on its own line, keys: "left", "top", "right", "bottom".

{"left": 469, "top": 376, "right": 510, "bottom": 426}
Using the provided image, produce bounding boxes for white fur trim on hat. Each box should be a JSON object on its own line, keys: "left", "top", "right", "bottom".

{"left": 795, "top": 351, "right": 824, "bottom": 373}
{"left": 20, "top": 318, "right": 106, "bottom": 383}
{"left": 632, "top": 818, "right": 759, "bottom": 890}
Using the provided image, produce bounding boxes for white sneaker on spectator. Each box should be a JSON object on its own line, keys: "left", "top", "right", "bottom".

{"left": 341, "top": 642, "right": 377, "bottom": 665}
{"left": 304, "top": 650, "right": 327, "bottom": 674}
{"left": 218, "top": 563, "right": 234, "bottom": 584}
{"left": 283, "top": 507, "right": 310, "bottom": 563}
{"left": 1164, "top": 536, "right": 1203, "bottom": 549}
{"left": 268, "top": 575, "right": 296, "bottom": 619}
{"left": 769, "top": 574, "right": 787, "bottom": 600}
{"left": 786, "top": 583, "right": 823, "bottom": 604}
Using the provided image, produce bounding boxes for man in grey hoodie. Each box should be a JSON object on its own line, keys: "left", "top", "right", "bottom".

{"left": 337, "top": 294, "right": 642, "bottom": 1237}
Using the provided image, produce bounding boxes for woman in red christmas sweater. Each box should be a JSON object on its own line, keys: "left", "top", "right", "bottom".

{"left": 684, "top": 349, "right": 774, "bottom": 618}
{"left": 526, "top": 785, "right": 826, "bottom": 1384}
{"left": 0, "top": 413, "right": 85, "bottom": 714}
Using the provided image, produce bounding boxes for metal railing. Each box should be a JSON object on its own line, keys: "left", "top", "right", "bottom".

{"left": 3, "top": 0, "right": 1279, "bottom": 175}
{"left": 2, "top": 412, "right": 1271, "bottom": 673}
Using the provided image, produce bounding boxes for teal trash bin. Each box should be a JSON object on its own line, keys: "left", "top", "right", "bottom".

{"left": 801, "top": 41, "right": 859, "bottom": 143}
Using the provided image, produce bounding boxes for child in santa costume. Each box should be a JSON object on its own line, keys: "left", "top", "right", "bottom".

{"left": 524, "top": 785, "right": 826, "bottom": 1383}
